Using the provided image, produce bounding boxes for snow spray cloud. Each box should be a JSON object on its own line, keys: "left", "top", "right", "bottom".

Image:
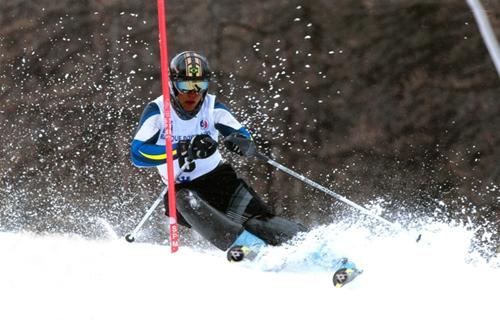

{"left": 0, "top": 7, "right": 162, "bottom": 237}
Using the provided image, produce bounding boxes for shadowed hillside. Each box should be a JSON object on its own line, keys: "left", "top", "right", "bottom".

{"left": 0, "top": 1, "right": 498, "bottom": 247}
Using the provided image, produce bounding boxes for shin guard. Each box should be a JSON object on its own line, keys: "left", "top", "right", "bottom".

{"left": 176, "top": 189, "right": 244, "bottom": 251}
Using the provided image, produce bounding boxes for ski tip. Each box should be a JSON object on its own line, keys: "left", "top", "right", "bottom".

{"left": 227, "top": 245, "right": 252, "bottom": 262}
{"left": 333, "top": 268, "right": 363, "bottom": 288}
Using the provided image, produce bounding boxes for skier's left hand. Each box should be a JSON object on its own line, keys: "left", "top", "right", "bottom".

{"left": 223, "top": 132, "right": 256, "bottom": 157}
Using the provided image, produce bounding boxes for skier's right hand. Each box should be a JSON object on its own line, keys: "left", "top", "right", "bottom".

{"left": 187, "top": 134, "right": 218, "bottom": 159}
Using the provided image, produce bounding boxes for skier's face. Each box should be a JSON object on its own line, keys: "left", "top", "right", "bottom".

{"left": 177, "top": 90, "right": 203, "bottom": 112}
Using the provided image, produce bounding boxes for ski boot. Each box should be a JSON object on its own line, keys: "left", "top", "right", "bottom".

{"left": 332, "top": 257, "right": 362, "bottom": 288}
{"left": 227, "top": 230, "right": 266, "bottom": 262}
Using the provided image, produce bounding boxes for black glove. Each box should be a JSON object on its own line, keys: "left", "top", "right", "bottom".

{"left": 177, "top": 134, "right": 217, "bottom": 160}
{"left": 187, "top": 134, "right": 218, "bottom": 159}
{"left": 223, "top": 132, "right": 256, "bottom": 157}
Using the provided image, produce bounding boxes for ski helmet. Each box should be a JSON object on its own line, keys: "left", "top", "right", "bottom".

{"left": 169, "top": 51, "right": 211, "bottom": 119}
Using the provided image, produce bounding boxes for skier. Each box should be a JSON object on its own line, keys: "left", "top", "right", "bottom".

{"left": 130, "top": 51, "right": 306, "bottom": 260}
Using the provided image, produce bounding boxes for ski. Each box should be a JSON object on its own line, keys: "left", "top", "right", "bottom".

{"left": 227, "top": 245, "right": 362, "bottom": 287}
{"left": 331, "top": 257, "right": 363, "bottom": 288}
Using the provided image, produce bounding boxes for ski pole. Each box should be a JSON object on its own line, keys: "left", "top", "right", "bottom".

{"left": 254, "top": 151, "right": 394, "bottom": 227}
{"left": 467, "top": 0, "right": 500, "bottom": 77}
{"left": 125, "top": 187, "right": 168, "bottom": 243}
{"left": 125, "top": 161, "right": 190, "bottom": 243}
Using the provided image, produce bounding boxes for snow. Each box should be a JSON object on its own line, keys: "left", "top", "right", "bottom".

{"left": 1, "top": 220, "right": 498, "bottom": 333}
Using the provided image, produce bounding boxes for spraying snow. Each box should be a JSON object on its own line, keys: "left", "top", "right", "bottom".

{"left": 1, "top": 218, "right": 498, "bottom": 333}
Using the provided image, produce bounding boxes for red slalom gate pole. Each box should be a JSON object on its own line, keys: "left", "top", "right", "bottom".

{"left": 156, "top": 0, "right": 179, "bottom": 253}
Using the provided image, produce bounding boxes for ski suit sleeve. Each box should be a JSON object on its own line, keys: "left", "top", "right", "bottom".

{"left": 130, "top": 103, "right": 167, "bottom": 167}
{"left": 213, "top": 101, "right": 252, "bottom": 139}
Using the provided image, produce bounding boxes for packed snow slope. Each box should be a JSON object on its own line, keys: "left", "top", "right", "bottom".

{"left": 1, "top": 219, "right": 499, "bottom": 333}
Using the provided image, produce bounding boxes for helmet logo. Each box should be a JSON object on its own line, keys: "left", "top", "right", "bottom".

{"left": 188, "top": 64, "right": 200, "bottom": 76}
{"left": 185, "top": 55, "right": 203, "bottom": 77}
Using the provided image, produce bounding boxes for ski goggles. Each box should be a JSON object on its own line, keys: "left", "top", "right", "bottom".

{"left": 173, "top": 80, "right": 209, "bottom": 94}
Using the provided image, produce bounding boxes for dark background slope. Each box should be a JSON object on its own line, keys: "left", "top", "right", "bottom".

{"left": 0, "top": 1, "right": 498, "bottom": 245}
